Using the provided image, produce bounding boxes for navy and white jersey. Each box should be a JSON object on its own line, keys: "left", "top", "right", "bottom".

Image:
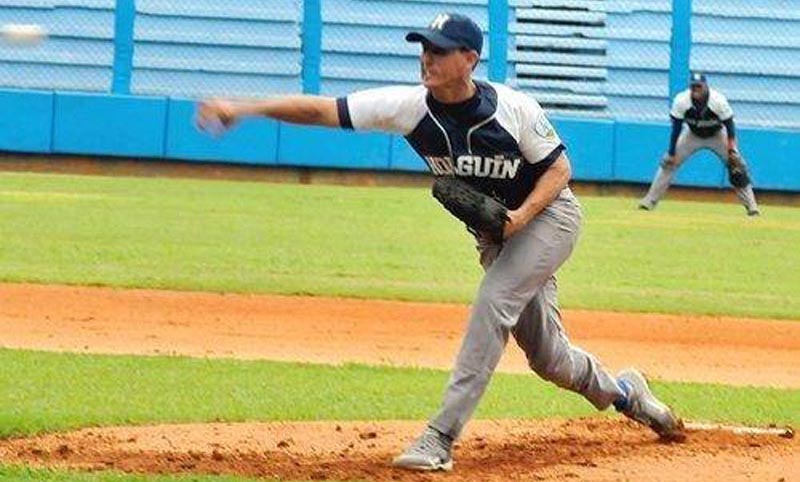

{"left": 671, "top": 87, "right": 734, "bottom": 138}
{"left": 336, "top": 80, "right": 565, "bottom": 210}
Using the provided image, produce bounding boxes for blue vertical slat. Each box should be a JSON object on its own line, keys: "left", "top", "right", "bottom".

{"left": 111, "top": 0, "right": 136, "bottom": 94}
{"left": 488, "top": 0, "right": 509, "bottom": 83}
{"left": 669, "top": 0, "right": 692, "bottom": 102}
{"left": 302, "top": 0, "right": 322, "bottom": 94}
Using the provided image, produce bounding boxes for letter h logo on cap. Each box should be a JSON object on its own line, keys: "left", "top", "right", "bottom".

{"left": 690, "top": 72, "right": 707, "bottom": 85}
{"left": 430, "top": 14, "right": 450, "bottom": 31}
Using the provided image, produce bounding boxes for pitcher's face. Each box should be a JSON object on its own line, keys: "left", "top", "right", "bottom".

{"left": 420, "top": 42, "right": 477, "bottom": 89}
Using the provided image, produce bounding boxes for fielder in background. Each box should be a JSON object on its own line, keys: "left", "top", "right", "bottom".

{"left": 639, "top": 73, "right": 761, "bottom": 216}
{"left": 196, "top": 12, "right": 684, "bottom": 473}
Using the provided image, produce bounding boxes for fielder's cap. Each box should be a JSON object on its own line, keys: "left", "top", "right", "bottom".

{"left": 406, "top": 13, "right": 483, "bottom": 55}
{"left": 690, "top": 72, "right": 707, "bottom": 85}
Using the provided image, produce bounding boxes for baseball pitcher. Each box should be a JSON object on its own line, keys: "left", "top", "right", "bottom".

{"left": 640, "top": 73, "right": 760, "bottom": 215}
{"left": 196, "top": 12, "right": 684, "bottom": 473}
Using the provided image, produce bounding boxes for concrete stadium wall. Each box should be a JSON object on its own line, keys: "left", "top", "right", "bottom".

{"left": 2, "top": 89, "right": 798, "bottom": 191}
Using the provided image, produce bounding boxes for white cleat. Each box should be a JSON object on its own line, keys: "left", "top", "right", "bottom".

{"left": 392, "top": 427, "right": 453, "bottom": 471}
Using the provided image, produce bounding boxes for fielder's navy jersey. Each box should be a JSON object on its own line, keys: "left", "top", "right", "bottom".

{"left": 671, "top": 87, "right": 734, "bottom": 138}
{"left": 336, "top": 80, "right": 565, "bottom": 210}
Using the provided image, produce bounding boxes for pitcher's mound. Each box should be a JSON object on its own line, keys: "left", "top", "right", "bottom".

{"left": 0, "top": 418, "right": 795, "bottom": 481}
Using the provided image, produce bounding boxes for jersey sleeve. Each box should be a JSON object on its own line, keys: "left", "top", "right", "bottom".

{"left": 708, "top": 90, "right": 734, "bottom": 121}
{"left": 517, "top": 93, "right": 564, "bottom": 165}
{"left": 336, "top": 85, "right": 427, "bottom": 135}
{"left": 670, "top": 91, "right": 691, "bottom": 119}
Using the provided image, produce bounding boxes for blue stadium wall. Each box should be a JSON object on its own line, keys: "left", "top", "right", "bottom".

{"left": 1, "top": 0, "right": 798, "bottom": 191}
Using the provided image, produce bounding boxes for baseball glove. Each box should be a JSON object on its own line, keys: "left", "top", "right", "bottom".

{"left": 727, "top": 148, "right": 750, "bottom": 188}
{"left": 432, "top": 176, "right": 509, "bottom": 243}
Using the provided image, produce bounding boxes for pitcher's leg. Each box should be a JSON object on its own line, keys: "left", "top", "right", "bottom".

{"left": 429, "top": 197, "right": 582, "bottom": 439}
{"left": 511, "top": 278, "right": 684, "bottom": 440}
{"left": 427, "top": 295, "right": 511, "bottom": 439}
{"left": 511, "top": 277, "right": 623, "bottom": 409}
{"left": 393, "top": 275, "right": 514, "bottom": 472}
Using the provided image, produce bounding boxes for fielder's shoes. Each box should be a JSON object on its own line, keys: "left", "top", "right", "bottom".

{"left": 747, "top": 208, "right": 761, "bottom": 217}
{"left": 615, "top": 369, "right": 685, "bottom": 442}
{"left": 638, "top": 199, "right": 655, "bottom": 211}
{"left": 392, "top": 426, "right": 453, "bottom": 471}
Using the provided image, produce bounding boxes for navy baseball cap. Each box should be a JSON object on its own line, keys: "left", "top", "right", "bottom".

{"left": 690, "top": 72, "right": 707, "bottom": 85}
{"left": 406, "top": 13, "right": 483, "bottom": 55}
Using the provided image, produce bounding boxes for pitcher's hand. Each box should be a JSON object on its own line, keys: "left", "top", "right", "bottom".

{"left": 503, "top": 209, "right": 527, "bottom": 240}
{"left": 196, "top": 99, "right": 238, "bottom": 136}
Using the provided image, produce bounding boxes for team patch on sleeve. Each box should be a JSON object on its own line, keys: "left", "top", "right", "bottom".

{"left": 534, "top": 112, "right": 556, "bottom": 139}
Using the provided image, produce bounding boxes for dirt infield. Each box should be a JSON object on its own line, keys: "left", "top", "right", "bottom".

{"left": 0, "top": 419, "right": 795, "bottom": 482}
{"left": 2, "top": 283, "right": 799, "bottom": 387}
{"left": 0, "top": 283, "right": 798, "bottom": 481}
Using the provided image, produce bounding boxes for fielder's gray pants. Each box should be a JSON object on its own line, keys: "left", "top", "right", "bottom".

{"left": 641, "top": 128, "right": 759, "bottom": 212}
{"left": 429, "top": 188, "right": 624, "bottom": 439}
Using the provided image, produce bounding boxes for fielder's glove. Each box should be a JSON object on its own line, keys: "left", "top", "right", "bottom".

{"left": 726, "top": 148, "right": 750, "bottom": 188}
{"left": 432, "top": 176, "right": 509, "bottom": 243}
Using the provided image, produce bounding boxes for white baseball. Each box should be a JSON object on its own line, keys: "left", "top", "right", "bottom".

{"left": 0, "top": 24, "right": 48, "bottom": 46}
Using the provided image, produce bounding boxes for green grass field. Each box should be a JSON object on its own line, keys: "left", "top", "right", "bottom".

{"left": 1, "top": 172, "right": 799, "bottom": 319}
{"left": 0, "top": 349, "right": 795, "bottom": 482}
{"left": 0, "top": 466, "right": 269, "bottom": 482}
{"left": 1, "top": 348, "right": 797, "bottom": 438}
{"left": 1, "top": 171, "right": 798, "bottom": 481}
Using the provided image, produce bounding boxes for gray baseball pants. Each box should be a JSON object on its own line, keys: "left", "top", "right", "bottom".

{"left": 429, "top": 188, "right": 624, "bottom": 439}
{"left": 640, "top": 128, "right": 759, "bottom": 212}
